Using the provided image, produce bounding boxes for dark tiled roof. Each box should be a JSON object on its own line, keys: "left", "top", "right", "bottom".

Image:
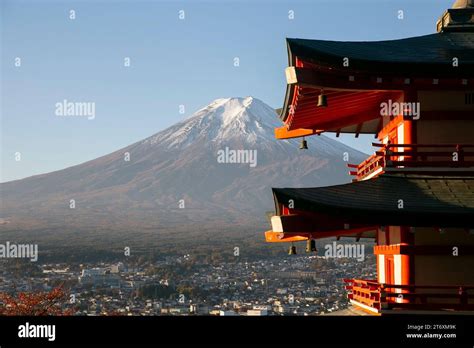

{"left": 273, "top": 175, "right": 474, "bottom": 228}
{"left": 287, "top": 32, "right": 474, "bottom": 76}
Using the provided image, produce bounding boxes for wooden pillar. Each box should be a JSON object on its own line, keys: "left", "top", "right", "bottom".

{"left": 403, "top": 89, "right": 418, "bottom": 162}
{"left": 398, "top": 226, "right": 413, "bottom": 304}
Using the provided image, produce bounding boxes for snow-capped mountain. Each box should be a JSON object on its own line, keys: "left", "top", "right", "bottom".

{"left": 151, "top": 97, "right": 284, "bottom": 148}
{"left": 0, "top": 97, "right": 367, "bottom": 233}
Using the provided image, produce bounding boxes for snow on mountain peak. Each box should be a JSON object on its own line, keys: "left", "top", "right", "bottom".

{"left": 145, "top": 97, "right": 283, "bottom": 149}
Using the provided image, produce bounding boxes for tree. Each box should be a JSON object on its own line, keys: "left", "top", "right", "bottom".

{"left": 0, "top": 287, "right": 73, "bottom": 316}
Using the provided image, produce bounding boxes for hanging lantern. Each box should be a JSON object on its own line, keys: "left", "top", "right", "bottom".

{"left": 288, "top": 244, "right": 297, "bottom": 255}
{"left": 305, "top": 239, "right": 317, "bottom": 253}
{"left": 299, "top": 137, "right": 308, "bottom": 150}
{"left": 317, "top": 90, "right": 328, "bottom": 107}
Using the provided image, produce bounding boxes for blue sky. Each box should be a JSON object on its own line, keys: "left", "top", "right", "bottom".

{"left": 1, "top": 0, "right": 453, "bottom": 182}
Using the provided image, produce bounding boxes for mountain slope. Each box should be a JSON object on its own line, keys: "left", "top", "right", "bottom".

{"left": 0, "top": 97, "right": 367, "bottom": 232}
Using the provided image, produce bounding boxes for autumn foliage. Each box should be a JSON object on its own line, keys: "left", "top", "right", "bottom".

{"left": 0, "top": 287, "right": 73, "bottom": 316}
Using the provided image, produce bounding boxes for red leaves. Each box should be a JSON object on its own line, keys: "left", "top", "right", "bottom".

{"left": 0, "top": 287, "right": 73, "bottom": 316}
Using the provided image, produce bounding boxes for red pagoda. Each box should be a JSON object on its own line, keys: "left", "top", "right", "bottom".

{"left": 265, "top": 0, "right": 474, "bottom": 314}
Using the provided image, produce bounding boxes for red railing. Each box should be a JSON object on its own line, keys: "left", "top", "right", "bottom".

{"left": 344, "top": 279, "right": 474, "bottom": 312}
{"left": 344, "top": 279, "right": 382, "bottom": 310}
{"left": 348, "top": 143, "right": 474, "bottom": 181}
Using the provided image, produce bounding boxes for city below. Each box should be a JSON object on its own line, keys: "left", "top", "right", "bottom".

{"left": 0, "top": 252, "right": 375, "bottom": 316}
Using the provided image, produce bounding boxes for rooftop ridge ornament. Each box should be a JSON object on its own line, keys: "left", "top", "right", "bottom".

{"left": 453, "top": 0, "right": 474, "bottom": 9}
{"left": 437, "top": 0, "right": 474, "bottom": 32}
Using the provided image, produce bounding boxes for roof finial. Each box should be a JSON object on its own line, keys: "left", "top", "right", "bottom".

{"left": 452, "top": 0, "right": 474, "bottom": 9}
{"left": 437, "top": 0, "right": 474, "bottom": 32}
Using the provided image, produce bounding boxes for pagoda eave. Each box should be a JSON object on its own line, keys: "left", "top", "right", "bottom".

{"left": 285, "top": 67, "right": 472, "bottom": 92}
{"left": 272, "top": 175, "right": 474, "bottom": 229}
{"left": 265, "top": 225, "right": 376, "bottom": 243}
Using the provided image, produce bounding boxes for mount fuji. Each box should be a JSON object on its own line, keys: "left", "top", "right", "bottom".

{"left": 0, "top": 97, "right": 367, "bottom": 244}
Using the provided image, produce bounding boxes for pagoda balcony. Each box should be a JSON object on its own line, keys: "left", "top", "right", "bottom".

{"left": 344, "top": 279, "right": 474, "bottom": 314}
{"left": 348, "top": 143, "right": 474, "bottom": 181}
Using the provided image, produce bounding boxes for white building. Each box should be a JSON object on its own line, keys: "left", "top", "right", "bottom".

{"left": 247, "top": 309, "right": 268, "bottom": 316}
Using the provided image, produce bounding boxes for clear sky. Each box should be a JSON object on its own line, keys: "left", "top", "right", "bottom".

{"left": 1, "top": 0, "right": 454, "bottom": 182}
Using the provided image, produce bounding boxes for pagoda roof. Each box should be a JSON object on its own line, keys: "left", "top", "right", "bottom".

{"left": 277, "top": 31, "right": 474, "bottom": 136}
{"left": 272, "top": 175, "right": 474, "bottom": 228}
{"left": 286, "top": 32, "right": 474, "bottom": 76}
